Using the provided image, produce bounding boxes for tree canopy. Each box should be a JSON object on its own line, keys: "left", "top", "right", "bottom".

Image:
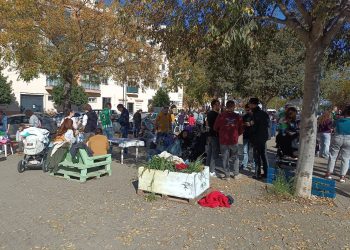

{"left": 152, "top": 88, "right": 171, "bottom": 108}
{"left": 0, "top": 0, "right": 161, "bottom": 109}
{"left": 52, "top": 83, "right": 88, "bottom": 108}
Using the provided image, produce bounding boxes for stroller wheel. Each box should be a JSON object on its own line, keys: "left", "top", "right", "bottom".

{"left": 17, "top": 160, "right": 25, "bottom": 173}
{"left": 42, "top": 160, "right": 49, "bottom": 173}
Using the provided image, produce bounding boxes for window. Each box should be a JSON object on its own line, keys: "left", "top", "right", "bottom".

{"left": 126, "top": 86, "right": 138, "bottom": 94}
{"left": 127, "top": 103, "right": 134, "bottom": 114}
{"left": 48, "top": 95, "right": 53, "bottom": 101}
{"left": 88, "top": 97, "right": 97, "bottom": 103}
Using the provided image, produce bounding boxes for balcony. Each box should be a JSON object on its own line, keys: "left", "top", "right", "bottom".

{"left": 45, "top": 77, "right": 61, "bottom": 90}
{"left": 80, "top": 81, "right": 101, "bottom": 95}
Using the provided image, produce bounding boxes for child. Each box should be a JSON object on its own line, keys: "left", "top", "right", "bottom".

{"left": 16, "top": 124, "right": 25, "bottom": 153}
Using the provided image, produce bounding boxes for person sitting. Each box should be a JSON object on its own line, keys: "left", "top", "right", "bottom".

{"left": 47, "top": 119, "right": 76, "bottom": 173}
{"left": 276, "top": 107, "right": 299, "bottom": 159}
{"left": 60, "top": 108, "right": 78, "bottom": 129}
{"left": 87, "top": 128, "right": 109, "bottom": 156}
{"left": 54, "top": 118, "right": 76, "bottom": 144}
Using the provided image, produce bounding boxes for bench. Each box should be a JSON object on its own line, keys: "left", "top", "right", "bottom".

{"left": 51, "top": 149, "right": 112, "bottom": 182}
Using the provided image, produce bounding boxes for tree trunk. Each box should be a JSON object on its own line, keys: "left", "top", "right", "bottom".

{"left": 295, "top": 44, "right": 324, "bottom": 198}
{"left": 62, "top": 72, "right": 74, "bottom": 111}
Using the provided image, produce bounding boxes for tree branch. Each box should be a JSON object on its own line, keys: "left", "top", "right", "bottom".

{"left": 295, "top": 0, "right": 312, "bottom": 28}
{"left": 322, "top": 13, "right": 348, "bottom": 47}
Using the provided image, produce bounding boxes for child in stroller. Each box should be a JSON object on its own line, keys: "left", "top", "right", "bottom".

{"left": 17, "top": 127, "right": 50, "bottom": 173}
{"left": 275, "top": 107, "right": 299, "bottom": 167}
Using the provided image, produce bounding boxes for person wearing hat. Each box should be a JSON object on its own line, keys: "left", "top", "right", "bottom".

{"left": 248, "top": 98, "right": 270, "bottom": 179}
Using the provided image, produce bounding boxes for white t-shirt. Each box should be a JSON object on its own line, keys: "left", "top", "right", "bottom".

{"left": 64, "top": 129, "right": 76, "bottom": 144}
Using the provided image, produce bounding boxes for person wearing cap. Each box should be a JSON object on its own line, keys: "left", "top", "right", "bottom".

{"left": 248, "top": 98, "right": 270, "bottom": 179}
{"left": 214, "top": 100, "right": 244, "bottom": 180}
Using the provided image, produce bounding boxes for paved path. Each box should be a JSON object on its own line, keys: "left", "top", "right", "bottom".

{"left": 0, "top": 141, "right": 349, "bottom": 249}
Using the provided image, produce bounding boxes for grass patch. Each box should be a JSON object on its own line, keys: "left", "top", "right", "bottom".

{"left": 268, "top": 169, "right": 295, "bottom": 197}
{"left": 145, "top": 192, "right": 157, "bottom": 202}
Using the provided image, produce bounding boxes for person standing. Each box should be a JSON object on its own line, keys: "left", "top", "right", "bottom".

{"left": 82, "top": 104, "right": 98, "bottom": 142}
{"left": 25, "top": 110, "right": 41, "bottom": 128}
{"left": 205, "top": 99, "right": 221, "bottom": 177}
{"left": 317, "top": 110, "right": 333, "bottom": 158}
{"left": 248, "top": 98, "right": 270, "bottom": 179}
{"left": 133, "top": 109, "right": 142, "bottom": 138}
{"left": 155, "top": 106, "right": 172, "bottom": 134}
{"left": 214, "top": 100, "right": 244, "bottom": 180}
{"left": 177, "top": 110, "right": 185, "bottom": 131}
{"left": 196, "top": 110, "right": 204, "bottom": 129}
{"left": 0, "top": 110, "right": 9, "bottom": 135}
{"left": 241, "top": 104, "right": 255, "bottom": 171}
{"left": 117, "top": 104, "right": 130, "bottom": 139}
{"left": 325, "top": 106, "right": 350, "bottom": 183}
{"left": 100, "top": 103, "right": 114, "bottom": 140}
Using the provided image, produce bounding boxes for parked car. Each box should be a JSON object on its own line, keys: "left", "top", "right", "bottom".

{"left": 53, "top": 112, "right": 85, "bottom": 127}
{"left": 7, "top": 114, "right": 57, "bottom": 140}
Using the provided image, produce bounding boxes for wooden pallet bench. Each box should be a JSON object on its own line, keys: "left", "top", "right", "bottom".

{"left": 50, "top": 149, "right": 112, "bottom": 183}
{"left": 267, "top": 167, "right": 336, "bottom": 198}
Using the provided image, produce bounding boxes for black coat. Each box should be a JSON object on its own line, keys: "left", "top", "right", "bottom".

{"left": 251, "top": 107, "right": 270, "bottom": 144}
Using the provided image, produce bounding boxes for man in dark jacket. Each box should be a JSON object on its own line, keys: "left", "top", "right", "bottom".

{"left": 117, "top": 104, "right": 130, "bottom": 153}
{"left": 205, "top": 99, "right": 221, "bottom": 177}
{"left": 248, "top": 98, "right": 270, "bottom": 179}
{"left": 241, "top": 104, "right": 255, "bottom": 171}
{"left": 82, "top": 104, "right": 98, "bottom": 142}
{"left": 214, "top": 100, "right": 244, "bottom": 180}
{"left": 133, "top": 109, "right": 142, "bottom": 138}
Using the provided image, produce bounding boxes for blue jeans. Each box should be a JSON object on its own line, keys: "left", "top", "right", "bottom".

{"left": 327, "top": 134, "right": 350, "bottom": 176}
{"left": 103, "top": 126, "right": 114, "bottom": 140}
{"left": 206, "top": 136, "right": 220, "bottom": 173}
{"left": 242, "top": 138, "right": 255, "bottom": 170}
{"left": 319, "top": 132, "right": 331, "bottom": 158}
{"left": 133, "top": 124, "right": 141, "bottom": 138}
{"left": 120, "top": 126, "right": 129, "bottom": 154}
{"left": 220, "top": 144, "right": 240, "bottom": 177}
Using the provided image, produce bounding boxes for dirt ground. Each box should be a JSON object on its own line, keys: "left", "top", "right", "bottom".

{"left": 0, "top": 141, "right": 349, "bottom": 250}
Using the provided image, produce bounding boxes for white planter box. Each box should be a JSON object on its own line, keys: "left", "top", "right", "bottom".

{"left": 138, "top": 166, "right": 210, "bottom": 199}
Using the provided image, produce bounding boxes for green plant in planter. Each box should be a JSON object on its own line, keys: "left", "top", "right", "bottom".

{"left": 145, "top": 156, "right": 175, "bottom": 172}
{"left": 181, "top": 157, "right": 204, "bottom": 173}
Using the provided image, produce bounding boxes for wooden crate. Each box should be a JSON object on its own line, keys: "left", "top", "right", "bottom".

{"left": 138, "top": 166, "right": 210, "bottom": 200}
{"left": 311, "top": 177, "right": 336, "bottom": 199}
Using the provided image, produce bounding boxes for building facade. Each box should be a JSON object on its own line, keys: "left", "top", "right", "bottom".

{"left": 0, "top": 67, "right": 183, "bottom": 114}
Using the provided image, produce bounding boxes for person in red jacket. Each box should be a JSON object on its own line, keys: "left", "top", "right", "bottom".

{"left": 214, "top": 100, "right": 244, "bottom": 180}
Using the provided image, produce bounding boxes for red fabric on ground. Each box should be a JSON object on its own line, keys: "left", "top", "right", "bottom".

{"left": 198, "top": 191, "right": 230, "bottom": 208}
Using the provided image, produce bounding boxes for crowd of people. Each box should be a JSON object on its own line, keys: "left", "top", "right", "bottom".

{"left": 1, "top": 98, "right": 349, "bottom": 182}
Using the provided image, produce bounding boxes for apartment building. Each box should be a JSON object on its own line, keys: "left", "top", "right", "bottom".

{"left": 0, "top": 67, "right": 183, "bottom": 114}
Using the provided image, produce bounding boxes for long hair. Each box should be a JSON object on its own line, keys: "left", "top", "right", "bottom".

{"left": 318, "top": 110, "right": 332, "bottom": 124}
{"left": 56, "top": 118, "right": 74, "bottom": 137}
{"left": 286, "top": 107, "right": 297, "bottom": 122}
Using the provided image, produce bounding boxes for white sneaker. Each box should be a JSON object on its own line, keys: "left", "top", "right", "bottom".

{"left": 209, "top": 172, "right": 217, "bottom": 177}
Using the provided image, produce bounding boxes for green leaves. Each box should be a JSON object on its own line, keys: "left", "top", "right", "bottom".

{"left": 0, "top": 72, "right": 13, "bottom": 105}
{"left": 52, "top": 83, "right": 88, "bottom": 108}
{"left": 152, "top": 88, "right": 170, "bottom": 108}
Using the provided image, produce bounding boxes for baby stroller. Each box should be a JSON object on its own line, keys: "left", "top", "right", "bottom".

{"left": 275, "top": 131, "right": 299, "bottom": 168}
{"left": 17, "top": 127, "right": 50, "bottom": 173}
